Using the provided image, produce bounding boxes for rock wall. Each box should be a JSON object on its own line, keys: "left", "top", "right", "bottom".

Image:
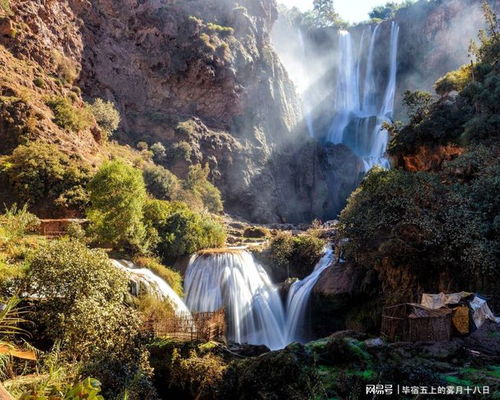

{"left": 3, "top": 0, "right": 356, "bottom": 222}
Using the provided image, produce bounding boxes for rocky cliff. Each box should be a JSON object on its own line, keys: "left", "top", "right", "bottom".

{"left": 1, "top": 0, "right": 359, "bottom": 222}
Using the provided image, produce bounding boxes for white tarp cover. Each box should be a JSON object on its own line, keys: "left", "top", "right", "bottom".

{"left": 421, "top": 292, "right": 500, "bottom": 329}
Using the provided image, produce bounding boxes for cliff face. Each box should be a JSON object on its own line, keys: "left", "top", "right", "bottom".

{"left": 2, "top": 0, "right": 345, "bottom": 222}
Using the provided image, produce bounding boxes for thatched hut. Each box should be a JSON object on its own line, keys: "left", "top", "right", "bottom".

{"left": 381, "top": 303, "right": 452, "bottom": 342}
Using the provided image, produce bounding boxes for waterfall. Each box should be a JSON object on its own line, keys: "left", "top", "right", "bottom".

{"left": 325, "top": 23, "right": 399, "bottom": 171}
{"left": 112, "top": 260, "right": 191, "bottom": 315}
{"left": 184, "top": 251, "right": 287, "bottom": 350}
{"left": 285, "top": 247, "right": 334, "bottom": 343}
{"left": 184, "top": 247, "right": 336, "bottom": 349}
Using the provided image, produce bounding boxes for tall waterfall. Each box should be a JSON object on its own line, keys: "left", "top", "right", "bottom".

{"left": 326, "top": 22, "right": 400, "bottom": 171}
{"left": 112, "top": 260, "right": 191, "bottom": 315}
{"left": 184, "top": 251, "right": 287, "bottom": 350}
{"left": 285, "top": 247, "right": 334, "bottom": 343}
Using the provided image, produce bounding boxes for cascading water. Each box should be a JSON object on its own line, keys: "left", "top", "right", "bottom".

{"left": 285, "top": 247, "right": 334, "bottom": 344}
{"left": 325, "top": 22, "right": 399, "bottom": 171}
{"left": 112, "top": 260, "right": 191, "bottom": 315}
{"left": 184, "top": 247, "right": 336, "bottom": 349}
{"left": 184, "top": 251, "right": 287, "bottom": 350}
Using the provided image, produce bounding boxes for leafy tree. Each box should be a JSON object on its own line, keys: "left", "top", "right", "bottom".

{"left": 144, "top": 201, "right": 226, "bottom": 260}
{"left": 89, "top": 98, "right": 121, "bottom": 139}
{"left": 150, "top": 142, "right": 167, "bottom": 162}
{"left": 143, "top": 164, "right": 181, "bottom": 201}
{"left": 47, "top": 97, "right": 93, "bottom": 132}
{"left": 3, "top": 143, "right": 91, "bottom": 209}
{"left": 26, "top": 240, "right": 138, "bottom": 357}
{"left": 312, "top": 0, "right": 347, "bottom": 28}
{"left": 184, "top": 164, "right": 223, "bottom": 213}
{"left": 87, "top": 161, "right": 147, "bottom": 252}
{"left": 369, "top": 1, "right": 412, "bottom": 20}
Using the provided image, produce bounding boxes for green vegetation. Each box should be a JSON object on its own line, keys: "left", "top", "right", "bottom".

{"left": 88, "top": 98, "right": 121, "bottom": 139}
{"left": 3, "top": 142, "right": 91, "bottom": 209}
{"left": 368, "top": 1, "right": 413, "bottom": 20}
{"left": 207, "top": 23, "right": 234, "bottom": 36}
{"left": 145, "top": 200, "right": 226, "bottom": 260}
{"left": 184, "top": 164, "right": 223, "bottom": 213}
{"left": 340, "top": 2, "right": 500, "bottom": 301}
{"left": 27, "top": 240, "right": 136, "bottom": 356}
{"left": 143, "top": 164, "right": 181, "bottom": 201}
{"left": 46, "top": 96, "right": 93, "bottom": 132}
{"left": 133, "top": 256, "right": 183, "bottom": 296}
{"left": 87, "top": 160, "right": 147, "bottom": 252}
{"left": 269, "top": 231, "right": 325, "bottom": 279}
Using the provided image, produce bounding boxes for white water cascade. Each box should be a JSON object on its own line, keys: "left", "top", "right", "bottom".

{"left": 327, "top": 22, "right": 400, "bottom": 171}
{"left": 184, "top": 251, "right": 287, "bottom": 350}
{"left": 112, "top": 260, "right": 192, "bottom": 316}
{"left": 285, "top": 247, "right": 334, "bottom": 343}
{"left": 184, "top": 248, "right": 336, "bottom": 349}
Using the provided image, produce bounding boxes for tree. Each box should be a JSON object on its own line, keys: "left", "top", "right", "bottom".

{"left": 26, "top": 240, "right": 138, "bottom": 357}
{"left": 369, "top": 1, "right": 413, "bottom": 20}
{"left": 184, "top": 164, "right": 223, "bottom": 213}
{"left": 312, "top": 0, "right": 344, "bottom": 28}
{"left": 143, "top": 164, "right": 181, "bottom": 201}
{"left": 3, "top": 143, "right": 91, "bottom": 209}
{"left": 89, "top": 98, "right": 121, "bottom": 139}
{"left": 87, "top": 160, "right": 147, "bottom": 252}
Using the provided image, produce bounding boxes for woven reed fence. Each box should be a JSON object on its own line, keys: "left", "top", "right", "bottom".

{"left": 144, "top": 309, "right": 226, "bottom": 342}
{"left": 381, "top": 303, "right": 452, "bottom": 342}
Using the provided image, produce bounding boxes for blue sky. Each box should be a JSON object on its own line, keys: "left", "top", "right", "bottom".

{"left": 281, "top": 0, "right": 405, "bottom": 23}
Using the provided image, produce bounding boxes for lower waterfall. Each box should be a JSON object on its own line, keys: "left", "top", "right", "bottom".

{"left": 184, "top": 251, "right": 287, "bottom": 350}
{"left": 112, "top": 260, "right": 192, "bottom": 316}
{"left": 285, "top": 247, "right": 334, "bottom": 343}
{"left": 184, "top": 248, "right": 334, "bottom": 349}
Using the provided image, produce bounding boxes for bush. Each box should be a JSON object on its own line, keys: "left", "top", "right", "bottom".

{"left": 143, "top": 164, "right": 181, "bottom": 201}
{"left": 170, "top": 347, "right": 227, "bottom": 399}
{"left": 146, "top": 202, "right": 226, "bottom": 260}
{"left": 184, "top": 164, "right": 223, "bottom": 213}
{"left": 0, "top": 204, "right": 39, "bottom": 240}
{"left": 47, "top": 97, "right": 93, "bottom": 132}
{"left": 243, "top": 226, "right": 270, "bottom": 238}
{"left": 87, "top": 161, "right": 147, "bottom": 252}
{"left": 133, "top": 256, "right": 183, "bottom": 296}
{"left": 168, "top": 141, "right": 192, "bottom": 162}
{"left": 434, "top": 64, "right": 472, "bottom": 96}
{"left": 150, "top": 142, "right": 167, "bottom": 162}
{"left": 269, "top": 232, "right": 325, "bottom": 279}
{"left": 89, "top": 98, "right": 121, "bottom": 138}
{"left": 26, "top": 240, "right": 139, "bottom": 357}
{"left": 4, "top": 143, "right": 91, "bottom": 208}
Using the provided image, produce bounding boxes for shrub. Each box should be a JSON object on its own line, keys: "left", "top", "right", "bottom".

{"left": 89, "top": 98, "right": 120, "bottom": 138}
{"left": 243, "top": 226, "right": 270, "bottom": 238}
{"left": 47, "top": 96, "right": 93, "bottom": 132}
{"left": 4, "top": 143, "right": 91, "bottom": 208}
{"left": 269, "top": 232, "right": 325, "bottom": 279}
{"left": 184, "top": 164, "right": 223, "bottom": 213}
{"left": 26, "top": 240, "right": 139, "bottom": 357}
{"left": 150, "top": 142, "right": 167, "bottom": 162}
{"left": 143, "top": 164, "right": 181, "bottom": 201}
{"left": 146, "top": 202, "right": 226, "bottom": 260}
{"left": 170, "top": 347, "right": 227, "bottom": 399}
{"left": 52, "top": 51, "right": 78, "bottom": 85}
{"left": 0, "top": 204, "right": 39, "bottom": 240}
{"left": 434, "top": 64, "right": 472, "bottom": 96}
{"left": 0, "top": 0, "right": 11, "bottom": 15}
{"left": 207, "top": 23, "right": 234, "bottom": 36}
{"left": 133, "top": 256, "right": 183, "bottom": 296}
{"left": 87, "top": 161, "right": 147, "bottom": 252}
{"left": 33, "top": 77, "right": 45, "bottom": 88}
{"left": 168, "top": 141, "right": 192, "bottom": 162}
